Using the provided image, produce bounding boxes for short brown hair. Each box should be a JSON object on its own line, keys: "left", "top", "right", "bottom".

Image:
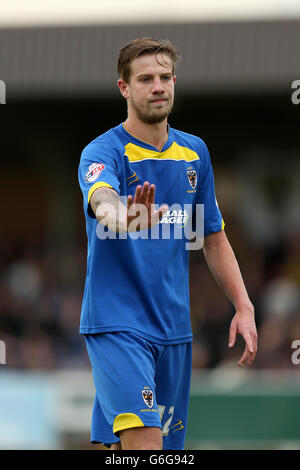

{"left": 118, "top": 37, "right": 180, "bottom": 83}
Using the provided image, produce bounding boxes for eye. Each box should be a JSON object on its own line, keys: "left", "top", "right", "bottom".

{"left": 162, "top": 76, "right": 171, "bottom": 81}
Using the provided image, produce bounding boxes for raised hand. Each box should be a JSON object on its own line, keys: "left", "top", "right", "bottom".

{"left": 126, "top": 181, "right": 169, "bottom": 232}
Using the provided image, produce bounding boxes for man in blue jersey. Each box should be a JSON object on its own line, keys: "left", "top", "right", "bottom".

{"left": 78, "top": 37, "right": 258, "bottom": 450}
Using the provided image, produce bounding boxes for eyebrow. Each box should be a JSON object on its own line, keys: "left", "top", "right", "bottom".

{"left": 136, "top": 72, "right": 172, "bottom": 78}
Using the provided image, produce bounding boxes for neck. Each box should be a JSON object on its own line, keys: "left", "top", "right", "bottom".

{"left": 123, "top": 115, "right": 169, "bottom": 151}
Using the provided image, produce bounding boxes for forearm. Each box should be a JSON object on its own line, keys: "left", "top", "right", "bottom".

{"left": 90, "top": 187, "right": 127, "bottom": 233}
{"left": 203, "top": 231, "right": 254, "bottom": 313}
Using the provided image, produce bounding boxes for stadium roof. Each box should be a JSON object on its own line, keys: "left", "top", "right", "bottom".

{"left": 0, "top": 2, "right": 299, "bottom": 97}
{"left": 1, "top": 0, "right": 300, "bottom": 28}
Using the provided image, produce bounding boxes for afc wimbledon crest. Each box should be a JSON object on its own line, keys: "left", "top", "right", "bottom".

{"left": 187, "top": 169, "right": 197, "bottom": 190}
{"left": 142, "top": 388, "right": 154, "bottom": 408}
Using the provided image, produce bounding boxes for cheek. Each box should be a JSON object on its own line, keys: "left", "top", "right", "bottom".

{"left": 168, "top": 83, "right": 175, "bottom": 93}
{"left": 132, "top": 89, "right": 148, "bottom": 105}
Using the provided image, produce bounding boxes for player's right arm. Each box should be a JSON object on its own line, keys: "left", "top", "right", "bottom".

{"left": 90, "top": 181, "right": 168, "bottom": 233}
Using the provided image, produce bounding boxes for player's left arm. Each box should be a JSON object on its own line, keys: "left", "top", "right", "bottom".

{"left": 203, "top": 229, "right": 258, "bottom": 367}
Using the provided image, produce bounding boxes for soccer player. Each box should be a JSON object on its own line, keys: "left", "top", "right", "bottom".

{"left": 78, "top": 37, "right": 258, "bottom": 450}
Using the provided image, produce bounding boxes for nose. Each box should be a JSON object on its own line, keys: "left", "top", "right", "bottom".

{"left": 151, "top": 77, "right": 165, "bottom": 95}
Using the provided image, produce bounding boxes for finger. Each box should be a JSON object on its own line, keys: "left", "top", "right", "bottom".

{"left": 133, "top": 185, "right": 142, "bottom": 205}
{"left": 140, "top": 182, "right": 150, "bottom": 204}
{"left": 251, "top": 333, "right": 257, "bottom": 354}
{"left": 247, "top": 334, "right": 258, "bottom": 365}
{"left": 148, "top": 184, "right": 156, "bottom": 205}
{"left": 254, "top": 332, "right": 258, "bottom": 351}
{"left": 247, "top": 354, "right": 255, "bottom": 366}
{"left": 242, "top": 331, "right": 254, "bottom": 354}
{"left": 247, "top": 349, "right": 256, "bottom": 366}
{"left": 238, "top": 346, "right": 251, "bottom": 367}
{"left": 127, "top": 195, "right": 133, "bottom": 210}
{"left": 228, "top": 322, "right": 237, "bottom": 348}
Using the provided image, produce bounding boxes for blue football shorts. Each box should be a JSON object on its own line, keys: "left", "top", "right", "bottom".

{"left": 83, "top": 331, "right": 192, "bottom": 450}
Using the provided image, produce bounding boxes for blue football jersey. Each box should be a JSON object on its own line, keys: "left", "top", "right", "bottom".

{"left": 78, "top": 123, "right": 224, "bottom": 344}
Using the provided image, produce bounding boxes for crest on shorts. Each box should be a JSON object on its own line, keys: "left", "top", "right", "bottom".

{"left": 142, "top": 388, "right": 154, "bottom": 408}
{"left": 187, "top": 169, "right": 197, "bottom": 190}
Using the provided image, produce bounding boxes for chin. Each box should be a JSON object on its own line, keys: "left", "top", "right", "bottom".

{"left": 143, "top": 115, "right": 168, "bottom": 124}
{"left": 141, "top": 109, "right": 171, "bottom": 124}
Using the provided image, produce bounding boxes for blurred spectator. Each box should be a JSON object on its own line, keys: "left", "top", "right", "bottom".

{"left": 0, "top": 241, "right": 89, "bottom": 370}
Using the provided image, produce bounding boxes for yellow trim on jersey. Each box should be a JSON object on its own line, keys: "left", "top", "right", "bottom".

{"left": 113, "top": 413, "right": 144, "bottom": 434}
{"left": 222, "top": 219, "right": 225, "bottom": 230}
{"left": 87, "top": 181, "right": 113, "bottom": 203}
{"left": 126, "top": 171, "right": 137, "bottom": 180}
{"left": 124, "top": 141, "right": 200, "bottom": 163}
{"left": 128, "top": 176, "right": 139, "bottom": 186}
{"left": 127, "top": 171, "right": 139, "bottom": 186}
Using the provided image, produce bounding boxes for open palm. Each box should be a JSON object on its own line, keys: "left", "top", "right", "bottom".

{"left": 127, "top": 181, "right": 168, "bottom": 232}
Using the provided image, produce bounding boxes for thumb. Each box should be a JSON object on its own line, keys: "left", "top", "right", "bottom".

{"left": 228, "top": 320, "right": 237, "bottom": 348}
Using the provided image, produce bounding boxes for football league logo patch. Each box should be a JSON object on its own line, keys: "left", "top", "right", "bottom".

{"left": 142, "top": 388, "right": 154, "bottom": 409}
{"left": 85, "top": 163, "right": 105, "bottom": 183}
{"left": 187, "top": 169, "right": 197, "bottom": 190}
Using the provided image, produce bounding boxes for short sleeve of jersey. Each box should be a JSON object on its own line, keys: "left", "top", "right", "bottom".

{"left": 78, "top": 141, "right": 121, "bottom": 218}
{"left": 194, "top": 141, "right": 224, "bottom": 236}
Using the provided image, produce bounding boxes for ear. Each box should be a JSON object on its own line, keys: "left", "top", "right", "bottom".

{"left": 173, "top": 75, "right": 176, "bottom": 85}
{"left": 117, "top": 79, "right": 129, "bottom": 99}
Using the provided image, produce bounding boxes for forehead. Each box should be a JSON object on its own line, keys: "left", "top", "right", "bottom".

{"left": 130, "top": 53, "right": 173, "bottom": 76}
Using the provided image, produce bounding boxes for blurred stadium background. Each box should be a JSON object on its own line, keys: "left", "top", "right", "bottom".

{"left": 0, "top": 0, "right": 300, "bottom": 450}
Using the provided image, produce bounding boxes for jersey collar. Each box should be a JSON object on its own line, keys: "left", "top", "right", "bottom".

{"left": 119, "top": 122, "right": 173, "bottom": 153}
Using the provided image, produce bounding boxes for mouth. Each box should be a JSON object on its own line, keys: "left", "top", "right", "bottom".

{"left": 150, "top": 99, "right": 167, "bottom": 103}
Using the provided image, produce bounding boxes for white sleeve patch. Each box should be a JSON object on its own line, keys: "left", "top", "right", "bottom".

{"left": 85, "top": 163, "right": 105, "bottom": 183}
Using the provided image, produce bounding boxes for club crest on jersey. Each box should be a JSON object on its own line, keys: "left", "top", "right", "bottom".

{"left": 187, "top": 169, "right": 197, "bottom": 190}
{"left": 142, "top": 388, "right": 154, "bottom": 408}
{"left": 85, "top": 163, "right": 105, "bottom": 183}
